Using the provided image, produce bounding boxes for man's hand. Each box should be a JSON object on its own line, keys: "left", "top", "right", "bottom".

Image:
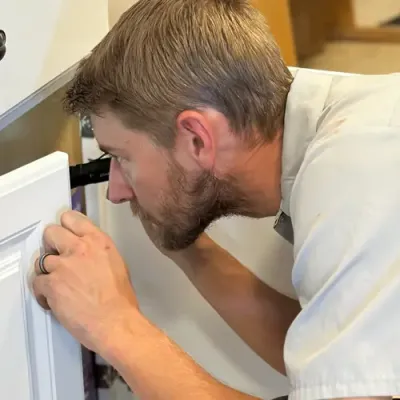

{"left": 32, "top": 210, "right": 138, "bottom": 354}
{"left": 31, "top": 211, "right": 262, "bottom": 399}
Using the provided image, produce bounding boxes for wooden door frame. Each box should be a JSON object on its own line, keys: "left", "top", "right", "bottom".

{"left": 252, "top": 0, "right": 298, "bottom": 66}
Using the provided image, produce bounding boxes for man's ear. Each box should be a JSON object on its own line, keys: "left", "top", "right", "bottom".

{"left": 176, "top": 110, "right": 215, "bottom": 170}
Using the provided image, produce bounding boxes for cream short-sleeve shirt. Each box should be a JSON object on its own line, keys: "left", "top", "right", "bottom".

{"left": 277, "top": 68, "right": 400, "bottom": 400}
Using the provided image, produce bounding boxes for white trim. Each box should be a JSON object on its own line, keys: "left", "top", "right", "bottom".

{"left": 0, "top": 62, "right": 79, "bottom": 131}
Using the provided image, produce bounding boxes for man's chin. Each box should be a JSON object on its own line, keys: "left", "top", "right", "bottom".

{"left": 160, "top": 225, "right": 207, "bottom": 252}
{"left": 161, "top": 237, "right": 196, "bottom": 252}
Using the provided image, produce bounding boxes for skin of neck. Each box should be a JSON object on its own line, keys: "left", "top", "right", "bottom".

{"left": 225, "top": 127, "right": 284, "bottom": 219}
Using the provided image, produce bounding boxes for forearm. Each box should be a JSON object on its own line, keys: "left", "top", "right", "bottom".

{"left": 175, "top": 235, "right": 300, "bottom": 375}
{"left": 101, "top": 310, "right": 261, "bottom": 400}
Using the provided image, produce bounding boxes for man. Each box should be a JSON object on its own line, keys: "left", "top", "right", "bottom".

{"left": 32, "top": 0, "right": 400, "bottom": 399}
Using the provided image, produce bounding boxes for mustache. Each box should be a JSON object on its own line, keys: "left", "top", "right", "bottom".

{"left": 129, "top": 200, "right": 140, "bottom": 216}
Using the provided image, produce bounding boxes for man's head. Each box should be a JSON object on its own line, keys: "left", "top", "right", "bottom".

{"left": 64, "top": 0, "right": 293, "bottom": 250}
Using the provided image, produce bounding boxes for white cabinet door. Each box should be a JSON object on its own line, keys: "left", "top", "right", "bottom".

{"left": 0, "top": 151, "right": 84, "bottom": 399}
{"left": 0, "top": 0, "right": 108, "bottom": 121}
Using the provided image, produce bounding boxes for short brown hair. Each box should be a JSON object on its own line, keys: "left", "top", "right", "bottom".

{"left": 64, "top": 0, "right": 293, "bottom": 147}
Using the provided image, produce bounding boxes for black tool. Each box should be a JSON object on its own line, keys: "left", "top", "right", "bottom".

{"left": 0, "top": 30, "right": 6, "bottom": 61}
{"left": 69, "top": 157, "right": 111, "bottom": 189}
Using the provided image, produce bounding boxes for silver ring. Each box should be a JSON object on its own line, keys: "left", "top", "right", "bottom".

{"left": 38, "top": 253, "right": 52, "bottom": 275}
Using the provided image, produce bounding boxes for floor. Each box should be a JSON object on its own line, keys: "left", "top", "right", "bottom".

{"left": 299, "top": 0, "right": 400, "bottom": 74}
{"left": 301, "top": 40, "right": 400, "bottom": 74}
{"left": 353, "top": 0, "right": 400, "bottom": 26}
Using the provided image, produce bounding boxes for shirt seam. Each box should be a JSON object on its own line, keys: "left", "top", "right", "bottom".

{"left": 289, "top": 379, "right": 400, "bottom": 400}
{"left": 292, "top": 378, "right": 400, "bottom": 387}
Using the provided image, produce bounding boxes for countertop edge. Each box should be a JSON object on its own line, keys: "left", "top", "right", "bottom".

{"left": 0, "top": 62, "right": 79, "bottom": 131}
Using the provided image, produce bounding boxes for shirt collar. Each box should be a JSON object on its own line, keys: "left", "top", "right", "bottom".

{"left": 280, "top": 67, "right": 334, "bottom": 216}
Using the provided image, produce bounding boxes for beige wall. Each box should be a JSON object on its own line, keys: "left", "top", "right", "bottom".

{"left": 1, "top": 0, "right": 108, "bottom": 116}
{"left": 108, "top": 0, "right": 138, "bottom": 26}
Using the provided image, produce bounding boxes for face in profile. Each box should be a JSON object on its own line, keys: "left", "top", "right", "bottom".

{"left": 129, "top": 155, "right": 247, "bottom": 251}
{"left": 92, "top": 111, "right": 250, "bottom": 251}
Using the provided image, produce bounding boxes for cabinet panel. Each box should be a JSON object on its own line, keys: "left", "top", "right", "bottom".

{"left": 0, "top": 151, "right": 85, "bottom": 399}
{"left": 0, "top": 250, "right": 32, "bottom": 399}
{"left": 0, "top": 0, "right": 108, "bottom": 117}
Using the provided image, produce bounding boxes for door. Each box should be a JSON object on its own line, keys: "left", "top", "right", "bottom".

{"left": 0, "top": 151, "right": 84, "bottom": 399}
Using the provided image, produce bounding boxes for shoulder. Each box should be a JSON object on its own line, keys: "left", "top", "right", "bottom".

{"left": 319, "top": 72, "right": 400, "bottom": 130}
{"left": 290, "top": 124, "right": 400, "bottom": 298}
{"left": 291, "top": 123, "right": 400, "bottom": 226}
{"left": 284, "top": 125, "right": 400, "bottom": 399}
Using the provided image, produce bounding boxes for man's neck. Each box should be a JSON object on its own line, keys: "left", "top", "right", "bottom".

{"left": 234, "top": 130, "right": 283, "bottom": 218}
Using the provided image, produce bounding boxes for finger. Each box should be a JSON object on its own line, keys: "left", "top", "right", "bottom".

{"left": 32, "top": 275, "right": 51, "bottom": 310}
{"left": 34, "top": 254, "right": 61, "bottom": 275}
{"left": 43, "top": 224, "right": 78, "bottom": 255}
{"left": 60, "top": 210, "right": 97, "bottom": 237}
{"left": 36, "top": 294, "right": 51, "bottom": 310}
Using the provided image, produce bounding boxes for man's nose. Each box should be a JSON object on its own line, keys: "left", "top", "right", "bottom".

{"left": 107, "top": 158, "right": 135, "bottom": 204}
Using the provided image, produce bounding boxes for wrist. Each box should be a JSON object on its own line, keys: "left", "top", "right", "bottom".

{"left": 95, "top": 306, "right": 143, "bottom": 362}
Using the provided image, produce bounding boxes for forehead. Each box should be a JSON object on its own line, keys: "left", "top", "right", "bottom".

{"left": 89, "top": 111, "right": 169, "bottom": 164}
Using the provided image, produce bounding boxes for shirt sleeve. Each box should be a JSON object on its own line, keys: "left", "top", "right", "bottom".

{"left": 284, "top": 125, "right": 400, "bottom": 400}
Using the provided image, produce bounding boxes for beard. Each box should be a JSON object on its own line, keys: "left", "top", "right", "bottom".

{"left": 130, "top": 158, "right": 251, "bottom": 251}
